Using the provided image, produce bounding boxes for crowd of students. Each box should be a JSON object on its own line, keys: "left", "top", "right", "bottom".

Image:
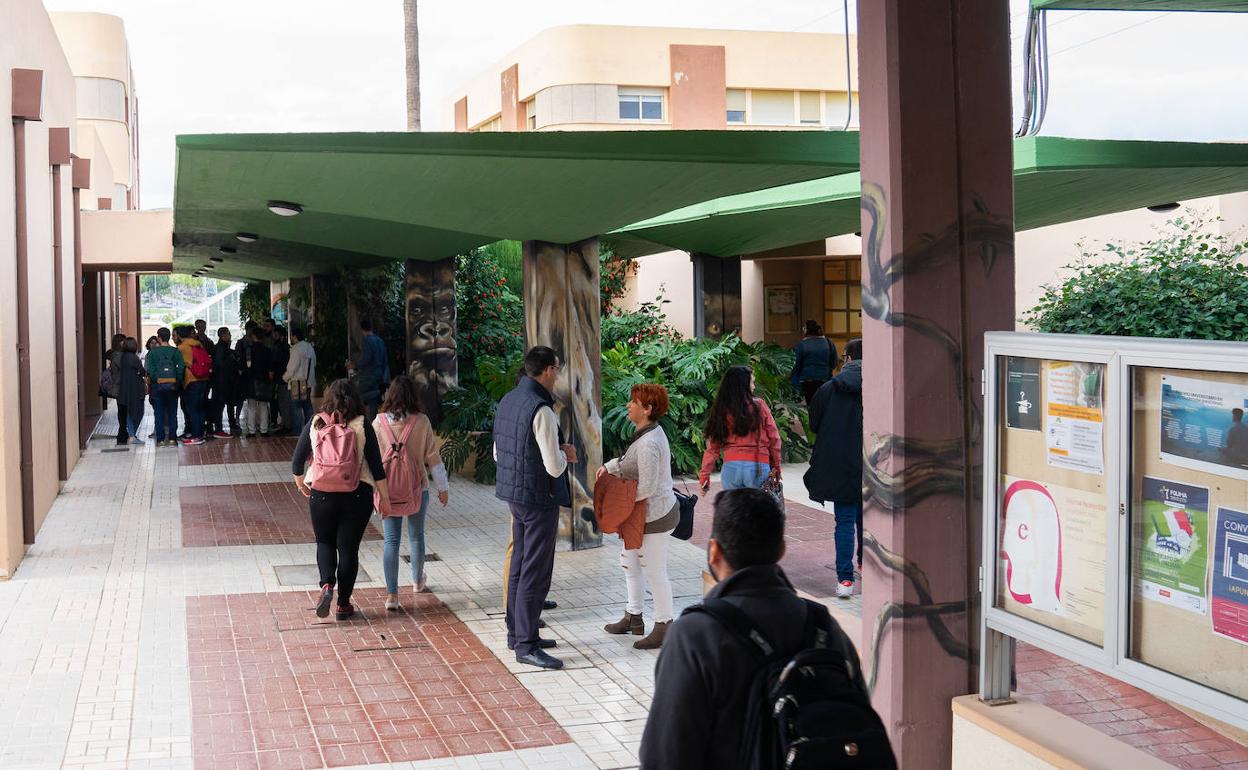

{"left": 103, "top": 317, "right": 318, "bottom": 446}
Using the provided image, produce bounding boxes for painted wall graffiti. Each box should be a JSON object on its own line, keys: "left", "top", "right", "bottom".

{"left": 405, "top": 258, "right": 458, "bottom": 423}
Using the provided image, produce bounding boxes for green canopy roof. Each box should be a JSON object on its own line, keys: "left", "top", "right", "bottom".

{"left": 608, "top": 137, "right": 1248, "bottom": 258}
{"left": 1031, "top": 1, "right": 1248, "bottom": 11}
{"left": 173, "top": 130, "right": 860, "bottom": 281}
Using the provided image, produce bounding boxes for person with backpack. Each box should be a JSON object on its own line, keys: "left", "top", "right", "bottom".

{"left": 145, "top": 327, "right": 184, "bottom": 447}
{"left": 284, "top": 326, "right": 317, "bottom": 431}
{"left": 207, "top": 327, "right": 239, "bottom": 439}
{"left": 116, "top": 337, "right": 147, "bottom": 446}
{"left": 640, "top": 488, "right": 893, "bottom": 770}
{"left": 373, "top": 376, "right": 449, "bottom": 611}
{"left": 791, "top": 320, "right": 838, "bottom": 406}
{"left": 805, "top": 338, "right": 864, "bottom": 600}
{"left": 175, "top": 325, "right": 211, "bottom": 445}
{"left": 292, "top": 379, "right": 391, "bottom": 621}
{"left": 699, "top": 366, "right": 782, "bottom": 494}
{"left": 596, "top": 383, "right": 678, "bottom": 649}
{"left": 101, "top": 332, "right": 125, "bottom": 409}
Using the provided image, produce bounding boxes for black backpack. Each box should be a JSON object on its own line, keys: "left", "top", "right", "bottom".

{"left": 684, "top": 598, "right": 897, "bottom": 770}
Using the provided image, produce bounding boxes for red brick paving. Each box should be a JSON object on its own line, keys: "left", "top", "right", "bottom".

{"left": 188, "top": 588, "right": 569, "bottom": 769}
{"left": 179, "top": 435, "right": 300, "bottom": 466}
{"left": 689, "top": 482, "right": 840, "bottom": 599}
{"left": 1016, "top": 643, "right": 1247, "bottom": 767}
{"left": 181, "top": 483, "right": 381, "bottom": 547}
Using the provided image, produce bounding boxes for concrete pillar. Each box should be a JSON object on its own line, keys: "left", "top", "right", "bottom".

{"left": 857, "top": 2, "right": 1015, "bottom": 767}
{"left": 404, "top": 258, "right": 458, "bottom": 424}
{"left": 72, "top": 155, "right": 91, "bottom": 448}
{"left": 522, "top": 238, "right": 602, "bottom": 551}
{"left": 691, "top": 253, "right": 741, "bottom": 339}
{"left": 49, "top": 127, "right": 71, "bottom": 482}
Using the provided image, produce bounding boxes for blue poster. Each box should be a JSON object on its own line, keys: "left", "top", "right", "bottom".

{"left": 1211, "top": 507, "right": 1248, "bottom": 646}
{"left": 1160, "top": 374, "right": 1248, "bottom": 481}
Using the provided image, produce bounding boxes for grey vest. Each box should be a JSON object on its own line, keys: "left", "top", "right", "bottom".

{"left": 493, "top": 377, "right": 568, "bottom": 507}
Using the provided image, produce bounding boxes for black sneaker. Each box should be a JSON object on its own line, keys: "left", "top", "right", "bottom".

{"left": 335, "top": 603, "right": 356, "bottom": 621}
{"left": 315, "top": 584, "right": 333, "bottom": 618}
{"left": 516, "top": 649, "right": 563, "bottom": 670}
{"left": 543, "top": 600, "right": 558, "bottom": 610}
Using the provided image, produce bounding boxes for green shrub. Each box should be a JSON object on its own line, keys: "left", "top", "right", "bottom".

{"left": 1024, "top": 215, "right": 1248, "bottom": 340}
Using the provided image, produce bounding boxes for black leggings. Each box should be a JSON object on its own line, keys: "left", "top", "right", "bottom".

{"left": 309, "top": 483, "right": 374, "bottom": 606}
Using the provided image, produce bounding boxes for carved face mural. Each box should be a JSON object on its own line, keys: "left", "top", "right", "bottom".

{"left": 406, "top": 259, "right": 458, "bottom": 418}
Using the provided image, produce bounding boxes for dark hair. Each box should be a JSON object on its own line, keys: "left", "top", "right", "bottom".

{"left": 245, "top": 321, "right": 259, "bottom": 333}
{"left": 711, "top": 488, "right": 785, "bottom": 569}
{"left": 359, "top": 318, "right": 374, "bottom": 332}
{"left": 195, "top": 319, "right": 206, "bottom": 328}
{"left": 157, "top": 327, "right": 171, "bottom": 342}
{"left": 217, "top": 326, "right": 230, "bottom": 338}
{"left": 523, "top": 346, "right": 559, "bottom": 378}
{"left": 274, "top": 325, "right": 287, "bottom": 338}
{"left": 122, "top": 337, "right": 139, "bottom": 354}
{"left": 704, "top": 366, "right": 759, "bottom": 443}
{"left": 319, "top": 379, "right": 365, "bottom": 423}
{"left": 845, "top": 338, "right": 863, "bottom": 361}
{"left": 380, "top": 375, "right": 422, "bottom": 417}
{"left": 804, "top": 320, "right": 822, "bottom": 336}
{"left": 145, "top": 335, "right": 159, "bottom": 350}
{"left": 630, "top": 383, "right": 670, "bottom": 421}
{"left": 174, "top": 324, "right": 194, "bottom": 339}
{"left": 290, "top": 326, "right": 304, "bottom": 341}
{"left": 111, "top": 332, "right": 126, "bottom": 350}
{"left": 1234, "top": 408, "right": 1245, "bottom": 421}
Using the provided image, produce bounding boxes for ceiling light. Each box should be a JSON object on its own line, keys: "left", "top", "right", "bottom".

{"left": 267, "top": 200, "right": 303, "bottom": 217}
{"left": 235, "top": 232, "right": 258, "bottom": 243}
{"left": 1147, "top": 202, "right": 1180, "bottom": 213}
{"left": 219, "top": 246, "right": 237, "bottom": 255}
{"left": 203, "top": 264, "right": 215, "bottom": 270}
{"left": 210, "top": 256, "right": 224, "bottom": 263}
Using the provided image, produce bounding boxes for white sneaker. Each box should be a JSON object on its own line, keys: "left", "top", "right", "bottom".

{"left": 836, "top": 580, "right": 855, "bottom": 599}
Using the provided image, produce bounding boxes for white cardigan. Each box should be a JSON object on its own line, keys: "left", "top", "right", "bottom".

{"left": 605, "top": 425, "right": 678, "bottom": 523}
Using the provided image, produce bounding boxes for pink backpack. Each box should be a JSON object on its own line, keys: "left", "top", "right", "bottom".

{"left": 310, "top": 413, "right": 361, "bottom": 492}
{"left": 376, "top": 417, "right": 422, "bottom": 515}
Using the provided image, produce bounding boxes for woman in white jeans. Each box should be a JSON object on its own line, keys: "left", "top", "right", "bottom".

{"left": 598, "top": 383, "right": 678, "bottom": 649}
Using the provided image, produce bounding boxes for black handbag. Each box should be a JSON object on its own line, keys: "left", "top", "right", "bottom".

{"left": 672, "top": 484, "right": 697, "bottom": 541}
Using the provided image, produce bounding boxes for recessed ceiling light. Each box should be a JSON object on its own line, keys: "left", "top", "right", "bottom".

{"left": 210, "top": 256, "right": 224, "bottom": 263}
{"left": 236, "top": 232, "right": 258, "bottom": 243}
{"left": 1147, "top": 202, "right": 1180, "bottom": 213}
{"left": 219, "top": 246, "right": 237, "bottom": 254}
{"left": 203, "top": 264, "right": 215, "bottom": 270}
{"left": 267, "top": 200, "right": 303, "bottom": 217}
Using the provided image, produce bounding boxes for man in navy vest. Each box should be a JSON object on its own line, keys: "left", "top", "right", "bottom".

{"left": 493, "top": 346, "right": 577, "bottom": 669}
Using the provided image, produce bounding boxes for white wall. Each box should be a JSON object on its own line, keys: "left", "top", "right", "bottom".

{"left": 629, "top": 249, "right": 695, "bottom": 339}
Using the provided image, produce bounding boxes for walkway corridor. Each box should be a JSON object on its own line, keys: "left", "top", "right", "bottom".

{"left": 0, "top": 412, "right": 853, "bottom": 770}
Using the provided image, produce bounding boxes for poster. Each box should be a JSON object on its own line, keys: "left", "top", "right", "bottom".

{"left": 1000, "top": 476, "right": 1106, "bottom": 626}
{"left": 1044, "top": 361, "right": 1105, "bottom": 475}
{"left": 1138, "top": 477, "right": 1209, "bottom": 614}
{"left": 1007, "top": 358, "right": 1041, "bottom": 431}
{"left": 1212, "top": 507, "right": 1248, "bottom": 646}
{"left": 1160, "top": 374, "right": 1248, "bottom": 482}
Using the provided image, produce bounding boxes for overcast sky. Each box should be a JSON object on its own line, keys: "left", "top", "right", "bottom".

{"left": 42, "top": 0, "right": 1248, "bottom": 209}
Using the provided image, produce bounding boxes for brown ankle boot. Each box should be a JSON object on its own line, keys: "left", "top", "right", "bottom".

{"left": 604, "top": 612, "right": 644, "bottom": 636}
{"left": 633, "top": 620, "right": 670, "bottom": 649}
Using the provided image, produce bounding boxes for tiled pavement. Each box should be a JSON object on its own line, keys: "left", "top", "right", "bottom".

{"left": 4, "top": 408, "right": 1242, "bottom": 769}
{"left": 180, "top": 484, "right": 382, "bottom": 548}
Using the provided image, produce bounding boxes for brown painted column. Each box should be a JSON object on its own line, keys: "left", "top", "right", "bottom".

{"left": 50, "top": 127, "right": 71, "bottom": 481}
{"left": 12, "top": 68, "right": 44, "bottom": 544}
{"left": 404, "top": 258, "right": 457, "bottom": 424}
{"left": 691, "top": 253, "right": 741, "bottom": 339}
{"left": 522, "top": 238, "right": 602, "bottom": 551}
{"left": 72, "top": 155, "right": 91, "bottom": 448}
{"left": 857, "top": 2, "right": 1015, "bottom": 767}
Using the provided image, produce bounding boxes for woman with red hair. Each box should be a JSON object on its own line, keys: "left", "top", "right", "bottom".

{"left": 596, "top": 383, "right": 678, "bottom": 649}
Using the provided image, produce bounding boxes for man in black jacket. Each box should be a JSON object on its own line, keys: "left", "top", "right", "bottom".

{"left": 804, "top": 337, "right": 864, "bottom": 599}
{"left": 206, "top": 327, "right": 238, "bottom": 438}
{"left": 640, "top": 488, "right": 865, "bottom": 769}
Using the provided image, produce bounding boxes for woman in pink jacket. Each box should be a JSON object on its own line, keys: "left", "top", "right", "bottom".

{"left": 699, "top": 366, "right": 782, "bottom": 494}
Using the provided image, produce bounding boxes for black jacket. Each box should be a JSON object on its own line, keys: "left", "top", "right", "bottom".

{"left": 804, "top": 359, "right": 863, "bottom": 505}
{"left": 492, "top": 377, "right": 570, "bottom": 507}
{"left": 639, "top": 564, "right": 866, "bottom": 770}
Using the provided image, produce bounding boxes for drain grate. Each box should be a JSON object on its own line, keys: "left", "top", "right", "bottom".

{"left": 401, "top": 552, "right": 440, "bottom": 563}
{"left": 101, "top": 447, "right": 130, "bottom": 453}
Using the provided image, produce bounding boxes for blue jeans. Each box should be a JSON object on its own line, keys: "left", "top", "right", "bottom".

{"left": 382, "top": 490, "right": 430, "bottom": 593}
{"left": 182, "top": 381, "right": 207, "bottom": 438}
{"left": 154, "top": 385, "right": 179, "bottom": 442}
{"left": 721, "top": 460, "right": 770, "bottom": 490}
{"left": 127, "top": 412, "right": 142, "bottom": 439}
{"left": 834, "top": 502, "right": 863, "bottom": 583}
{"left": 292, "top": 398, "right": 315, "bottom": 433}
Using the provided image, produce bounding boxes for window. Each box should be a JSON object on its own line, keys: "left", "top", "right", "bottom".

{"left": 75, "top": 77, "right": 126, "bottom": 122}
{"left": 822, "top": 259, "right": 862, "bottom": 341}
{"left": 726, "top": 89, "right": 746, "bottom": 124}
{"left": 750, "top": 90, "right": 795, "bottom": 125}
{"left": 618, "top": 89, "right": 664, "bottom": 121}
{"left": 526, "top": 101, "right": 536, "bottom": 130}
{"left": 799, "top": 91, "right": 821, "bottom": 124}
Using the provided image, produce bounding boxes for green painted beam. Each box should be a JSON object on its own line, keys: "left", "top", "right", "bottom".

{"left": 173, "top": 130, "right": 860, "bottom": 280}
{"left": 607, "top": 137, "right": 1248, "bottom": 258}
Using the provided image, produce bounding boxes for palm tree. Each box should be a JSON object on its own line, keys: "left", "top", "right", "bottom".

{"left": 403, "top": 0, "right": 420, "bottom": 131}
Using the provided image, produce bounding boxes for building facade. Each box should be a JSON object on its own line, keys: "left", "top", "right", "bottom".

{"left": 1, "top": 1, "right": 152, "bottom": 577}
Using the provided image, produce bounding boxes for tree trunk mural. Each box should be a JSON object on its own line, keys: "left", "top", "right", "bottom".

{"left": 522, "top": 238, "right": 603, "bottom": 551}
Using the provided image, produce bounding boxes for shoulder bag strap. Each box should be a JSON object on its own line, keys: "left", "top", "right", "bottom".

{"left": 683, "top": 598, "right": 776, "bottom": 661}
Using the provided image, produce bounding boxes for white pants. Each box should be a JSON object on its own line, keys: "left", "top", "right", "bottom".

{"left": 246, "top": 399, "right": 270, "bottom": 434}
{"left": 621, "top": 531, "right": 674, "bottom": 623}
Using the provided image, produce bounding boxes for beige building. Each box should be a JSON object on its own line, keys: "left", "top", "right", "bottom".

{"left": 1, "top": 0, "right": 160, "bottom": 577}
